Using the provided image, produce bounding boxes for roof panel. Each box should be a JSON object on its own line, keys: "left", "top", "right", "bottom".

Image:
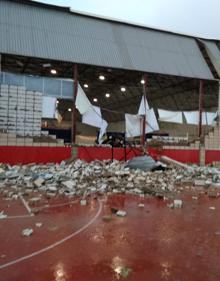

{"left": 0, "top": 0, "right": 214, "bottom": 80}
{"left": 200, "top": 40, "right": 220, "bottom": 77}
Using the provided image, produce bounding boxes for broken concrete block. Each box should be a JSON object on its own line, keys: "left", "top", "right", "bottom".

{"left": 0, "top": 211, "right": 7, "bottom": 219}
{"left": 47, "top": 186, "right": 57, "bottom": 192}
{"left": 116, "top": 210, "right": 127, "bottom": 217}
{"left": 22, "top": 228, "right": 33, "bottom": 236}
{"left": 80, "top": 199, "right": 87, "bottom": 206}
{"left": 138, "top": 203, "right": 145, "bottom": 208}
{"left": 133, "top": 188, "right": 142, "bottom": 194}
{"left": 208, "top": 191, "right": 218, "bottom": 198}
{"left": 192, "top": 196, "right": 198, "bottom": 200}
{"left": 174, "top": 199, "right": 183, "bottom": 208}
{"left": 34, "top": 178, "right": 45, "bottom": 188}
{"left": 5, "top": 171, "right": 19, "bottom": 179}
{"left": 209, "top": 206, "right": 216, "bottom": 210}
{"left": 194, "top": 180, "right": 206, "bottom": 186}
{"left": 62, "top": 181, "right": 75, "bottom": 189}
{"left": 35, "top": 222, "right": 42, "bottom": 228}
{"left": 43, "top": 173, "right": 53, "bottom": 180}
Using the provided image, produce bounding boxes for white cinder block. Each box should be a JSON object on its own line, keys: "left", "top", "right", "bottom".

{"left": 18, "top": 86, "right": 26, "bottom": 91}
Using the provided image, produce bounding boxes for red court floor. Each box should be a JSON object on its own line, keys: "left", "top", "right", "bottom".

{"left": 0, "top": 191, "right": 220, "bottom": 281}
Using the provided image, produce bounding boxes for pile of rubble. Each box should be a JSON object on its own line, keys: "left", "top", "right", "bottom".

{"left": 0, "top": 159, "right": 220, "bottom": 200}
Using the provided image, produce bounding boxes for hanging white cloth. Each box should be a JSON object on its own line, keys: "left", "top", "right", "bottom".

{"left": 98, "top": 120, "right": 108, "bottom": 144}
{"left": 145, "top": 108, "right": 159, "bottom": 132}
{"left": 204, "top": 112, "right": 217, "bottom": 125}
{"left": 184, "top": 111, "right": 217, "bottom": 125}
{"left": 82, "top": 105, "right": 108, "bottom": 143}
{"left": 138, "top": 95, "right": 149, "bottom": 115}
{"left": 158, "top": 109, "right": 183, "bottom": 124}
{"left": 82, "top": 105, "right": 103, "bottom": 127}
{"left": 137, "top": 95, "right": 159, "bottom": 132}
{"left": 76, "top": 85, "right": 92, "bottom": 114}
{"left": 42, "top": 96, "right": 56, "bottom": 118}
{"left": 125, "top": 114, "right": 142, "bottom": 137}
{"left": 183, "top": 111, "right": 199, "bottom": 125}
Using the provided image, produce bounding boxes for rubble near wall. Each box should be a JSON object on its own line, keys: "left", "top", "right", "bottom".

{"left": 1, "top": 159, "right": 220, "bottom": 200}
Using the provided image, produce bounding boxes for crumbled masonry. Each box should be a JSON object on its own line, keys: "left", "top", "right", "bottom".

{"left": 0, "top": 159, "right": 220, "bottom": 201}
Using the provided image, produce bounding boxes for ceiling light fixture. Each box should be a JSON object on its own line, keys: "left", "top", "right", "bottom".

{"left": 84, "top": 84, "right": 89, "bottom": 88}
{"left": 141, "top": 79, "right": 145, "bottom": 84}
{"left": 105, "top": 93, "right": 110, "bottom": 98}
{"left": 121, "top": 87, "right": 126, "bottom": 92}
{"left": 99, "top": 75, "right": 105, "bottom": 80}
{"left": 93, "top": 98, "right": 98, "bottom": 102}
{"left": 68, "top": 108, "right": 72, "bottom": 112}
{"left": 51, "top": 69, "right": 57, "bottom": 74}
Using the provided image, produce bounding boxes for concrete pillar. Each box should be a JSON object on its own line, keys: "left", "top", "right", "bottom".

{"left": 198, "top": 80, "right": 204, "bottom": 138}
{"left": 199, "top": 145, "right": 205, "bottom": 166}
{"left": 72, "top": 64, "right": 78, "bottom": 144}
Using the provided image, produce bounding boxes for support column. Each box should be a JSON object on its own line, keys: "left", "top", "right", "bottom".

{"left": 141, "top": 74, "right": 148, "bottom": 149}
{"left": 198, "top": 80, "right": 204, "bottom": 139}
{"left": 218, "top": 81, "right": 220, "bottom": 126}
{"left": 71, "top": 64, "right": 78, "bottom": 144}
{"left": 198, "top": 80, "right": 205, "bottom": 166}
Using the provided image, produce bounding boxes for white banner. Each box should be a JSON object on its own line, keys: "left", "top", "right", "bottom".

{"left": 146, "top": 108, "right": 159, "bottom": 132}
{"left": 138, "top": 95, "right": 149, "bottom": 115}
{"left": 82, "top": 106, "right": 103, "bottom": 127}
{"left": 98, "top": 120, "right": 108, "bottom": 144}
{"left": 184, "top": 111, "right": 217, "bottom": 125}
{"left": 158, "top": 109, "right": 183, "bottom": 124}
{"left": 76, "top": 85, "right": 92, "bottom": 114}
{"left": 125, "top": 114, "right": 142, "bottom": 137}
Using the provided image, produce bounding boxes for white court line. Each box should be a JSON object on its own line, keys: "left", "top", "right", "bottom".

{"left": 19, "top": 194, "right": 32, "bottom": 215}
{"left": 0, "top": 199, "right": 78, "bottom": 220}
{"left": 37, "top": 199, "right": 78, "bottom": 210}
{"left": 0, "top": 199, "right": 102, "bottom": 270}
{"left": 0, "top": 214, "right": 33, "bottom": 220}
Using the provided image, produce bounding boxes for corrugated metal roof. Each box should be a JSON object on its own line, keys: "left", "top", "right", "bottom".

{"left": 200, "top": 40, "right": 220, "bottom": 77}
{"left": 0, "top": 0, "right": 214, "bottom": 80}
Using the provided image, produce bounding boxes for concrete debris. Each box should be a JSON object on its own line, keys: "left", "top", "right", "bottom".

{"left": 192, "top": 196, "right": 198, "bottom": 200}
{"left": 174, "top": 199, "right": 183, "bottom": 208}
{"left": 116, "top": 210, "right": 127, "bottom": 217}
{"left": 138, "top": 203, "right": 145, "bottom": 208}
{"left": 0, "top": 159, "right": 220, "bottom": 203}
{"left": 118, "top": 266, "right": 132, "bottom": 279}
{"left": 34, "top": 178, "right": 45, "bottom": 188}
{"left": 194, "top": 180, "right": 206, "bottom": 186}
{"left": 0, "top": 211, "right": 7, "bottom": 219}
{"left": 35, "top": 222, "right": 42, "bottom": 227}
{"left": 208, "top": 191, "right": 218, "bottom": 198}
{"left": 214, "top": 231, "right": 220, "bottom": 235}
{"left": 80, "top": 199, "right": 87, "bottom": 206}
{"left": 22, "top": 228, "right": 33, "bottom": 236}
{"left": 209, "top": 206, "right": 216, "bottom": 210}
